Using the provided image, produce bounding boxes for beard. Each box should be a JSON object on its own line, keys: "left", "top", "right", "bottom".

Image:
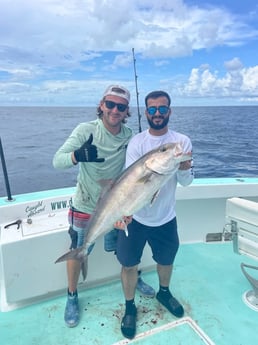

{"left": 147, "top": 115, "right": 169, "bottom": 130}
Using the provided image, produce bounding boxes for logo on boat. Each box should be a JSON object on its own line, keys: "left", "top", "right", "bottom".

{"left": 25, "top": 201, "right": 46, "bottom": 218}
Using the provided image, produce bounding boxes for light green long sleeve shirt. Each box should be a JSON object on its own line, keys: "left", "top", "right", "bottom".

{"left": 53, "top": 118, "right": 133, "bottom": 214}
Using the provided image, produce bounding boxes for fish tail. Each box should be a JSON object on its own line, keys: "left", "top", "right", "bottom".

{"left": 55, "top": 248, "right": 88, "bottom": 281}
{"left": 55, "top": 247, "right": 85, "bottom": 264}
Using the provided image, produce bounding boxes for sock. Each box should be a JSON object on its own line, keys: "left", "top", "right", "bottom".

{"left": 125, "top": 299, "right": 136, "bottom": 315}
{"left": 68, "top": 289, "right": 78, "bottom": 297}
{"left": 159, "top": 286, "right": 172, "bottom": 298}
{"left": 137, "top": 270, "right": 142, "bottom": 281}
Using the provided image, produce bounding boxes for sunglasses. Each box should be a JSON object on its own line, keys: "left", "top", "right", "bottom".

{"left": 104, "top": 100, "right": 128, "bottom": 112}
{"left": 146, "top": 105, "right": 170, "bottom": 116}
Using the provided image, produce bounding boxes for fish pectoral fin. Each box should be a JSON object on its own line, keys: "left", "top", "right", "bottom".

{"left": 150, "top": 190, "right": 160, "bottom": 205}
{"left": 137, "top": 172, "right": 154, "bottom": 184}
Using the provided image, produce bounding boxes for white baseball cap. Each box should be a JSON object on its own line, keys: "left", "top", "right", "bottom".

{"left": 103, "top": 85, "right": 130, "bottom": 103}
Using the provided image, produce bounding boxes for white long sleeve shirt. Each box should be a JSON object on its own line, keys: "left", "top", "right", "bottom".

{"left": 125, "top": 129, "right": 194, "bottom": 226}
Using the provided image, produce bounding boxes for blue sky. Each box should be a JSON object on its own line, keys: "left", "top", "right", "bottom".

{"left": 1, "top": 0, "right": 258, "bottom": 106}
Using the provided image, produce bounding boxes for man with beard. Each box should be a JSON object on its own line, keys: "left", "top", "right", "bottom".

{"left": 116, "top": 90, "right": 194, "bottom": 339}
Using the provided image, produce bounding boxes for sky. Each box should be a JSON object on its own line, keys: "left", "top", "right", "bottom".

{"left": 1, "top": 0, "right": 258, "bottom": 106}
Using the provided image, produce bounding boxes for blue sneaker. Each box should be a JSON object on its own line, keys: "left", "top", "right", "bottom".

{"left": 64, "top": 291, "right": 79, "bottom": 327}
{"left": 136, "top": 276, "right": 155, "bottom": 298}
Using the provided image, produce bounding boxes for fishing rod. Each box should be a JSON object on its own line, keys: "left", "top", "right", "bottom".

{"left": 0, "top": 137, "right": 13, "bottom": 201}
{"left": 132, "top": 48, "right": 142, "bottom": 133}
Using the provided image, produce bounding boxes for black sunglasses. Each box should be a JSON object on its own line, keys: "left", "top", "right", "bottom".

{"left": 104, "top": 100, "right": 128, "bottom": 112}
{"left": 146, "top": 105, "right": 169, "bottom": 116}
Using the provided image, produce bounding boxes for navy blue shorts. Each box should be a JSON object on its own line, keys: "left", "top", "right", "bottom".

{"left": 116, "top": 217, "right": 179, "bottom": 267}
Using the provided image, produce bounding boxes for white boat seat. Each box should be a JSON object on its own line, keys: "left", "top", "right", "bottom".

{"left": 225, "top": 197, "right": 258, "bottom": 311}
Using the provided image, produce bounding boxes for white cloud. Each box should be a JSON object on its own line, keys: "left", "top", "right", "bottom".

{"left": 1, "top": 0, "right": 257, "bottom": 61}
{"left": 0, "top": 0, "right": 258, "bottom": 105}
{"left": 113, "top": 54, "right": 133, "bottom": 68}
{"left": 224, "top": 58, "right": 243, "bottom": 71}
{"left": 180, "top": 58, "right": 258, "bottom": 99}
{"left": 241, "top": 66, "right": 258, "bottom": 92}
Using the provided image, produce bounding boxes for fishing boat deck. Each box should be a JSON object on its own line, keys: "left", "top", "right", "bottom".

{"left": 1, "top": 241, "right": 258, "bottom": 345}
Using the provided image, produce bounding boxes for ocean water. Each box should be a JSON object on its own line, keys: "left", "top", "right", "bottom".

{"left": 0, "top": 106, "right": 257, "bottom": 197}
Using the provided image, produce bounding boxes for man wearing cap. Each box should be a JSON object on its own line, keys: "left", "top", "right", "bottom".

{"left": 53, "top": 85, "right": 154, "bottom": 328}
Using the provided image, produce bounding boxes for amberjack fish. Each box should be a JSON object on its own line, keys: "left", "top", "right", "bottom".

{"left": 55, "top": 142, "right": 191, "bottom": 279}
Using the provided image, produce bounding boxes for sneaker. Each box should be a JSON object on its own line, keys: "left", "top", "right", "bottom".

{"left": 136, "top": 276, "right": 155, "bottom": 298}
{"left": 156, "top": 291, "right": 184, "bottom": 318}
{"left": 64, "top": 291, "right": 79, "bottom": 327}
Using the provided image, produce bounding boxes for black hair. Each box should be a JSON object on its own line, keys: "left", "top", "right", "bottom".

{"left": 144, "top": 90, "right": 171, "bottom": 107}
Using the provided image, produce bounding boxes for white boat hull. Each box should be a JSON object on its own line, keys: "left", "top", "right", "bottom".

{"left": 1, "top": 178, "right": 258, "bottom": 311}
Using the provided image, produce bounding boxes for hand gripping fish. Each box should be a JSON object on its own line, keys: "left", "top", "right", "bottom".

{"left": 55, "top": 142, "right": 191, "bottom": 279}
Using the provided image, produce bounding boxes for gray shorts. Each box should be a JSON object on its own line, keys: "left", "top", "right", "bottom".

{"left": 68, "top": 207, "right": 94, "bottom": 254}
